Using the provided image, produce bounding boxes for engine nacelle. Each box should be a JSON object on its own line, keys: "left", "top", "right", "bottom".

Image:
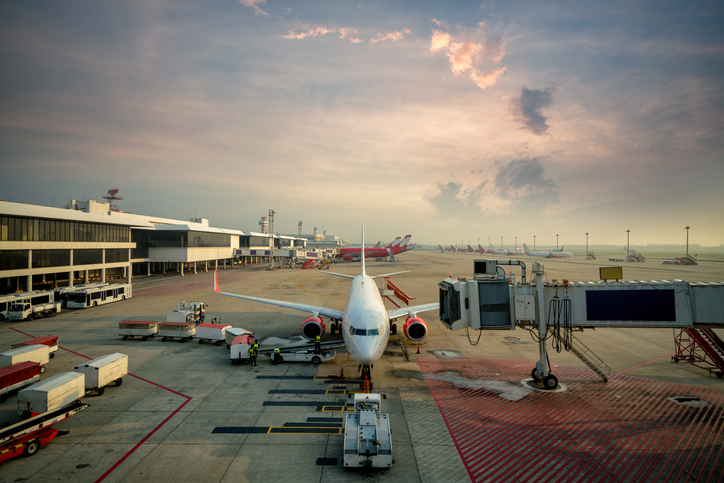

{"left": 403, "top": 316, "right": 428, "bottom": 341}
{"left": 301, "top": 316, "right": 325, "bottom": 340}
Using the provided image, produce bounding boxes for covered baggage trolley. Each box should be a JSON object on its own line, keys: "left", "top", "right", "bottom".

{"left": 17, "top": 372, "right": 85, "bottom": 418}
{"left": 230, "top": 335, "right": 255, "bottom": 364}
{"left": 0, "top": 362, "right": 42, "bottom": 403}
{"left": 74, "top": 353, "right": 128, "bottom": 396}
{"left": 0, "top": 345, "right": 50, "bottom": 373}
{"left": 225, "top": 327, "right": 253, "bottom": 348}
{"left": 119, "top": 321, "right": 157, "bottom": 340}
{"left": 196, "top": 323, "right": 231, "bottom": 345}
{"left": 11, "top": 335, "right": 59, "bottom": 359}
{"left": 158, "top": 322, "right": 196, "bottom": 342}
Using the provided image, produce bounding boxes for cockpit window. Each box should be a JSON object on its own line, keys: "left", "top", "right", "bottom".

{"left": 349, "top": 326, "right": 381, "bottom": 336}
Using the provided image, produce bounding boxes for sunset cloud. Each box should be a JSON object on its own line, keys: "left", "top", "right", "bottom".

{"left": 430, "top": 22, "right": 507, "bottom": 90}
{"left": 370, "top": 29, "right": 411, "bottom": 45}
{"left": 509, "top": 87, "right": 557, "bottom": 135}
{"left": 281, "top": 26, "right": 336, "bottom": 40}
{"left": 239, "top": 0, "right": 269, "bottom": 17}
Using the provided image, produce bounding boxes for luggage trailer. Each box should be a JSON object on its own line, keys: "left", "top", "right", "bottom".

{"left": 0, "top": 401, "right": 88, "bottom": 463}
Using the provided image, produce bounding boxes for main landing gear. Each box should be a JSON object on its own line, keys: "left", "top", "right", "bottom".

{"left": 330, "top": 321, "right": 342, "bottom": 335}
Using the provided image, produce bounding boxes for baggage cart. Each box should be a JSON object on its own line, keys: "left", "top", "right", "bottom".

{"left": 74, "top": 353, "right": 128, "bottom": 396}
{"left": 230, "top": 335, "right": 255, "bottom": 364}
{"left": 157, "top": 322, "right": 196, "bottom": 342}
{"left": 225, "top": 327, "right": 253, "bottom": 348}
{"left": 0, "top": 362, "right": 41, "bottom": 403}
{"left": 11, "top": 335, "right": 59, "bottom": 359}
{"left": 17, "top": 372, "right": 85, "bottom": 418}
{"left": 119, "top": 321, "right": 158, "bottom": 340}
{"left": 0, "top": 345, "right": 50, "bottom": 372}
{"left": 196, "top": 323, "right": 231, "bottom": 345}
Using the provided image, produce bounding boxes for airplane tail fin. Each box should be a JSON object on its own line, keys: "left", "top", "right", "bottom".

{"left": 523, "top": 243, "right": 531, "bottom": 253}
{"left": 213, "top": 270, "right": 220, "bottom": 293}
{"left": 389, "top": 237, "right": 402, "bottom": 248}
{"left": 398, "top": 235, "right": 411, "bottom": 250}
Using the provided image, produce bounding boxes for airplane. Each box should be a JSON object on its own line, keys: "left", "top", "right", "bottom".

{"left": 463, "top": 245, "right": 476, "bottom": 253}
{"left": 438, "top": 245, "right": 457, "bottom": 252}
{"left": 214, "top": 227, "right": 438, "bottom": 383}
{"left": 488, "top": 244, "right": 512, "bottom": 255}
{"left": 523, "top": 243, "right": 573, "bottom": 258}
{"left": 475, "top": 244, "right": 492, "bottom": 254}
{"left": 337, "top": 235, "right": 411, "bottom": 261}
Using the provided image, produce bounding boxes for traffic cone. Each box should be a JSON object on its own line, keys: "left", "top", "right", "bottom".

{"left": 416, "top": 345, "right": 420, "bottom": 354}
{"left": 340, "top": 368, "right": 345, "bottom": 379}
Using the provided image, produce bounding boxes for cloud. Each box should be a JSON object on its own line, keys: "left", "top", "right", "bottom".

{"left": 338, "top": 28, "right": 363, "bottom": 44}
{"left": 509, "top": 87, "right": 557, "bottom": 135}
{"left": 430, "top": 22, "right": 507, "bottom": 90}
{"left": 281, "top": 26, "right": 336, "bottom": 40}
{"left": 239, "top": 0, "right": 269, "bottom": 17}
{"left": 424, "top": 181, "right": 486, "bottom": 215}
{"left": 494, "top": 158, "right": 559, "bottom": 208}
{"left": 370, "top": 29, "right": 411, "bottom": 45}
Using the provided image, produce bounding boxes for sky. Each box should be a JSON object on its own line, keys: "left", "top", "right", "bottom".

{"left": 1, "top": 0, "right": 723, "bottom": 248}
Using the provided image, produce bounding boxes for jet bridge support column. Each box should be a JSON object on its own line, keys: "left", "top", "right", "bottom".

{"left": 532, "top": 261, "right": 558, "bottom": 389}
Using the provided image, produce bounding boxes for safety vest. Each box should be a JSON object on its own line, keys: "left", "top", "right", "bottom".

{"left": 274, "top": 348, "right": 280, "bottom": 353}
{"left": 253, "top": 341, "right": 259, "bottom": 350}
{"left": 248, "top": 347, "right": 255, "bottom": 356}
{"left": 315, "top": 335, "right": 321, "bottom": 343}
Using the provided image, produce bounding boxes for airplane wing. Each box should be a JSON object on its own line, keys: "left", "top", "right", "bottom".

{"left": 214, "top": 271, "right": 344, "bottom": 320}
{"left": 317, "top": 271, "right": 355, "bottom": 279}
{"left": 371, "top": 271, "right": 409, "bottom": 279}
{"left": 386, "top": 302, "right": 439, "bottom": 320}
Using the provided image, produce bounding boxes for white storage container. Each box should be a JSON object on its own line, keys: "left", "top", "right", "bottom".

{"left": 75, "top": 353, "right": 128, "bottom": 395}
{"left": 225, "top": 327, "right": 253, "bottom": 346}
{"left": 119, "top": 321, "right": 157, "bottom": 340}
{"left": 196, "top": 323, "right": 231, "bottom": 345}
{"left": 158, "top": 322, "right": 196, "bottom": 341}
{"left": 17, "top": 372, "right": 85, "bottom": 417}
{"left": 230, "top": 335, "right": 255, "bottom": 364}
{"left": 0, "top": 344, "right": 50, "bottom": 370}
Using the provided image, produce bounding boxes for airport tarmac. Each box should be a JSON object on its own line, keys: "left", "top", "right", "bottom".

{"left": 1, "top": 251, "right": 723, "bottom": 482}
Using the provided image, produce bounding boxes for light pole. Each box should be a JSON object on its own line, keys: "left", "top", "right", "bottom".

{"left": 626, "top": 230, "right": 630, "bottom": 257}
{"left": 515, "top": 236, "right": 517, "bottom": 249}
{"left": 534, "top": 235, "right": 536, "bottom": 251}
{"left": 500, "top": 236, "right": 503, "bottom": 249}
{"left": 488, "top": 237, "right": 490, "bottom": 247}
{"left": 586, "top": 232, "right": 589, "bottom": 256}
{"left": 685, "top": 226, "right": 690, "bottom": 258}
{"left": 556, "top": 234, "right": 559, "bottom": 250}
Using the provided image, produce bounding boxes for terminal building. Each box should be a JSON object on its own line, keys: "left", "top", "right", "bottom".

{"left": 0, "top": 199, "right": 311, "bottom": 294}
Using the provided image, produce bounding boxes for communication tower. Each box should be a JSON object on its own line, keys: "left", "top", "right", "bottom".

{"left": 102, "top": 189, "right": 123, "bottom": 212}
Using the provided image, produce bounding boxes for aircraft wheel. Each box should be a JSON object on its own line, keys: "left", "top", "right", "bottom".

{"left": 39, "top": 366, "right": 46, "bottom": 374}
{"left": 97, "top": 387, "right": 105, "bottom": 396}
{"left": 115, "top": 378, "right": 123, "bottom": 386}
{"left": 531, "top": 368, "right": 541, "bottom": 382}
{"left": 23, "top": 439, "right": 40, "bottom": 457}
{"left": 543, "top": 374, "right": 558, "bottom": 390}
{"left": 312, "top": 356, "right": 321, "bottom": 364}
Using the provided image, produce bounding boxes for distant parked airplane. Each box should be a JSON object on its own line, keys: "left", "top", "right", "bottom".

{"left": 523, "top": 243, "right": 573, "bottom": 258}
{"left": 438, "top": 245, "right": 457, "bottom": 252}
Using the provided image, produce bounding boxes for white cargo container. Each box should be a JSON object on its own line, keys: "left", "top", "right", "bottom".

{"left": 17, "top": 372, "right": 85, "bottom": 418}
{"left": 230, "top": 335, "right": 256, "bottom": 364}
{"left": 196, "top": 323, "right": 231, "bottom": 345}
{"left": 225, "top": 327, "right": 253, "bottom": 348}
{"left": 74, "top": 353, "right": 128, "bottom": 396}
{"left": 119, "top": 320, "right": 158, "bottom": 340}
{"left": 0, "top": 345, "right": 50, "bottom": 372}
{"left": 158, "top": 322, "right": 196, "bottom": 341}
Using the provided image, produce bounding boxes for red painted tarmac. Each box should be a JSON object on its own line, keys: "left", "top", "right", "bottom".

{"left": 419, "top": 358, "right": 724, "bottom": 482}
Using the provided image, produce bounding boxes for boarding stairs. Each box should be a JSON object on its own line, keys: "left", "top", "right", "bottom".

{"left": 301, "top": 260, "right": 315, "bottom": 269}
{"left": 672, "top": 328, "right": 724, "bottom": 378}
{"left": 552, "top": 331, "right": 610, "bottom": 382}
{"left": 316, "top": 260, "right": 332, "bottom": 270}
{"left": 380, "top": 279, "right": 416, "bottom": 308}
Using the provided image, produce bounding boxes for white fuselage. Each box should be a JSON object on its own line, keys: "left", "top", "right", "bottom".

{"left": 341, "top": 274, "right": 390, "bottom": 364}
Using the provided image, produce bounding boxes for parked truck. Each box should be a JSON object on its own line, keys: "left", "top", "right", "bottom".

{"left": 0, "top": 345, "right": 50, "bottom": 372}
{"left": 74, "top": 353, "right": 127, "bottom": 396}
{"left": 17, "top": 372, "right": 85, "bottom": 418}
{"left": 7, "top": 301, "right": 60, "bottom": 321}
{"left": 0, "top": 362, "right": 42, "bottom": 403}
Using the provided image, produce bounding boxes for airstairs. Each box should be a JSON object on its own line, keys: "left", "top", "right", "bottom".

{"left": 672, "top": 328, "right": 724, "bottom": 378}
{"left": 552, "top": 331, "right": 610, "bottom": 382}
{"left": 380, "top": 279, "right": 416, "bottom": 308}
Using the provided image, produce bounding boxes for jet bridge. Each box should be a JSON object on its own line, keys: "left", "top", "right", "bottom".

{"left": 439, "top": 260, "right": 724, "bottom": 389}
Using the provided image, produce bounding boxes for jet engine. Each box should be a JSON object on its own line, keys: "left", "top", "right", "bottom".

{"left": 403, "top": 316, "right": 427, "bottom": 341}
{"left": 301, "top": 316, "right": 325, "bottom": 340}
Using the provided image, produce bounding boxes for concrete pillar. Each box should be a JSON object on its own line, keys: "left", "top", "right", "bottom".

{"left": 205, "top": 260, "right": 208, "bottom": 272}
{"left": 69, "top": 249, "right": 74, "bottom": 286}
{"left": 101, "top": 249, "right": 106, "bottom": 282}
{"left": 147, "top": 262, "right": 151, "bottom": 276}
{"left": 84, "top": 270, "right": 89, "bottom": 283}
{"left": 27, "top": 250, "right": 32, "bottom": 291}
{"left": 194, "top": 262, "right": 197, "bottom": 274}
{"left": 181, "top": 263, "right": 184, "bottom": 276}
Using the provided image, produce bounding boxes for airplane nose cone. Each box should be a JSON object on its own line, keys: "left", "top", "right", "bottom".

{"left": 354, "top": 338, "right": 381, "bottom": 363}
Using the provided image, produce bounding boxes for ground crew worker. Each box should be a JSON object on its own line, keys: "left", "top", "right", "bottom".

{"left": 248, "top": 345, "right": 257, "bottom": 367}
{"left": 253, "top": 339, "right": 259, "bottom": 354}
{"left": 273, "top": 348, "right": 281, "bottom": 365}
{"left": 315, "top": 334, "right": 321, "bottom": 354}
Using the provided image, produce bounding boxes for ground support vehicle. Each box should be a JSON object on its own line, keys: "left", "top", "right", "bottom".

{"left": 344, "top": 393, "right": 392, "bottom": 468}
{"left": 0, "top": 401, "right": 88, "bottom": 463}
{"left": 225, "top": 327, "right": 253, "bottom": 348}
{"left": 75, "top": 353, "right": 127, "bottom": 396}
{"left": 17, "top": 372, "right": 85, "bottom": 418}
{"left": 230, "top": 335, "right": 255, "bottom": 364}
{"left": 11, "top": 336, "right": 59, "bottom": 359}
{"left": 0, "top": 362, "right": 41, "bottom": 403}
{"left": 0, "top": 345, "right": 50, "bottom": 372}
{"left": 7, "top": 302, "right": 60, "bottom": 321}
{"left": 119, "top": 321, "right": 157, "bottom": 340}
{"left": 196, "top": 323, "right": 231, "bottom": 345}
{"left": 260, "top": 348, "right": 336, "bottom": 365}
{"left": 157, "top": 322, "right": 196, "bottom": 342}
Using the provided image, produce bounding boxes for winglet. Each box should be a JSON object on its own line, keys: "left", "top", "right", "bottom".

{"left": 214, "top": 270, "right": 220, "bottom": 294}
